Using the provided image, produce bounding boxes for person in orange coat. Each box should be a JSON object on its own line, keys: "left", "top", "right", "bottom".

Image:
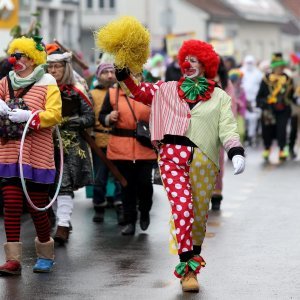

{"left": 99, "top": 79, "right": 157, "bottom": 235}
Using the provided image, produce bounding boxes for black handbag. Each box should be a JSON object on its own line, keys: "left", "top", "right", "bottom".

{"left": 0, "top": 76, "right": 34, "bottom": 139}
{"left": 122, "top": 91, "right": 153, "bottom": 149}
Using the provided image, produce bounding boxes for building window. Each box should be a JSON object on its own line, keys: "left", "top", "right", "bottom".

{"left": 98, "top": 0, "right": 115, "bottom": 9}
{"left": 109, "top": 0, "right": 115, "bottom": 8}
{"left": 87, "top": 0, "right": 92, "bottom": 8}
{"left": 99, "top": 0, "right": 104, "bottom": 8}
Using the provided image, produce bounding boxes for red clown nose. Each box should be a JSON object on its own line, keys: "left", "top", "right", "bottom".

{"left": 182, "top": 61, "right": 191, "bottom": 69}
{"left": 8, "top": 57, "right": 17, "bottom": 65}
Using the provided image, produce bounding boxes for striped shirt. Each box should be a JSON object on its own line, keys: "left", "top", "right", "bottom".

{"left": 121, "top": 77, "right": 242, "bottom": 167}
{"left": 0, "top": 74, "right": 62, "bottom": 184}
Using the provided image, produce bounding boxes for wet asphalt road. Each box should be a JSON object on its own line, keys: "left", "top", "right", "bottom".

{"left": 0, "top": 146, "right": 300, "bottom": 300}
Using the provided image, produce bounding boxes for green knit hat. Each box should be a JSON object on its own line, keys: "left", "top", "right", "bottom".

{"left": 270, "top": 52, "right": 287, "bottom": 69}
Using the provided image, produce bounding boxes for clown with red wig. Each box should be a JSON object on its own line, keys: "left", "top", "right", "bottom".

{"left": 96, "top": 17, "right": 245, "bottom": 293}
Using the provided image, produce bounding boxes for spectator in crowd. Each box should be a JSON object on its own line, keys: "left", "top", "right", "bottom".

{"left": 241, "top": 55, "right": 263, "bottom": 146}
{"left": 90, "top": 61, "right": 124, "bottom": 224}
{"left": 99, "top": 77, "right": 157, "bottom": 236}
{"left": 256, "top": 53, "right": 294, "bottom": 161}
{"left": 46, "top": 47, "right": 94, "bottom": 245}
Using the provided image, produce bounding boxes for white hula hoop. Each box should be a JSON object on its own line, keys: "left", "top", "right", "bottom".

{"left": 19, "top": 110, "right": 64, "bottom": 212}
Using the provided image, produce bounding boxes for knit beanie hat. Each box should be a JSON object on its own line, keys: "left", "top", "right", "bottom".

{"left": 96, "top": 63, "right": 114, "bottom": 77}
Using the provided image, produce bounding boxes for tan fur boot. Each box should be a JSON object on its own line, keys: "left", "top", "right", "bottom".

{"left": 33, "top": 237, "right": 55, "bottom": 273}
{"left": 181, "top": 271, "right": 199, "bottom": 293}
{"left": 0, "top": 242, "right": 22, "bottom": 275}
{"left": 35, "top": 237, "right": 54, "bottom": 260}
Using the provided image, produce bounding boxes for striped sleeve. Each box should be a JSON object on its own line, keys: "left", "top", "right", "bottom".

{"left": 0, "top": 78, "right": 7, "bottom": 99}
{"left": 121, "top": 76, "right": 163, "bottom": 106}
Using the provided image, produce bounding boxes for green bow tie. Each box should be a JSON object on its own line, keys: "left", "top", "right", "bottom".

{"left": 180, "top": 77, "right": 209, "bottom": 101}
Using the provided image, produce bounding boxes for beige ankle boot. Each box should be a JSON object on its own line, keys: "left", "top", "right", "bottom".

{"left": 35, "top": 237, "right": 54, "bottom": 260}
{"left": 181, "top": 271, "right": 199, "bottom": 293}
{"left": 33, "top": 237, "right": 55, "bottom": 273}
{"left": 0, "top": 242, "right": 22, "bottom": 275}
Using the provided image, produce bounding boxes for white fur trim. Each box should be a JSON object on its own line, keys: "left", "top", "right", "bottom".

{"left": 35, "top": 73, "right": 58, "bottom": 86}
{"left": 47, "top": 52, "right": 72, "bottom": 63}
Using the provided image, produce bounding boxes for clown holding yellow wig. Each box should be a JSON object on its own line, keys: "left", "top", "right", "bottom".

{"left": 95, "top": 16, "right": 245, "bottom": 293}
{"left": 0, "top": 36, "right": 62, "bottom": 275}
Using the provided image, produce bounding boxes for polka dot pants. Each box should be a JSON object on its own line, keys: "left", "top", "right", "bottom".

{"left": 158, "top": 144, "right": 194, "bottom": 254}
{"left": 190, "top": 148, "right": 218, "bottom": 247}
{"left": 167, "top": 147, "right": 218, "bottom": 254}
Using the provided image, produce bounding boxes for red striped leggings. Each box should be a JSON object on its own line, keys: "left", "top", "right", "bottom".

{"left": 2, "top": 183, "right": 51, "bottom": 243}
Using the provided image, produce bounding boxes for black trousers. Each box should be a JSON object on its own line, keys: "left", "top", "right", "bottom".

{"left": 262, "top": 109, "right": 291, "bottom": 150}
{"left": 289, "top": 114, "right": 298, "bottom": 150}
{"left": 114, "top": 160, "right": 154, "bottom": 223}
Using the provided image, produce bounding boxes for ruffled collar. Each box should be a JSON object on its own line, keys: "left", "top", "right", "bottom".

{"left": 177, "top": 76, "right": 216, "bottom": 103}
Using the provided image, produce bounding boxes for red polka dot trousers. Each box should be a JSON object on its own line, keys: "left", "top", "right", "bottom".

{"left": 158, "top": 144, "right": 194, "bottom": 254}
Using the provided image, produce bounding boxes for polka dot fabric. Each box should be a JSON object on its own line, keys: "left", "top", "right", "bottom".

{"left": 158, "top": 144, "right": 194, "bottom": 254}
{"left": 190, "top": 148, "right": 218, "bottom": 246}
{"left": 168, "top": 148, "right": 218, "bottom": 254}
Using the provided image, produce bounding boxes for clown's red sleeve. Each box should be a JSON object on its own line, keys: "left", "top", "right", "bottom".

{"left": 122, "top": 76, "right": 163, "bottom": 106}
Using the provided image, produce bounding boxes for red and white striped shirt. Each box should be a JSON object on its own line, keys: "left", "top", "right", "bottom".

{"left": 122, "top": 77, "right": 191, "bottom": 143}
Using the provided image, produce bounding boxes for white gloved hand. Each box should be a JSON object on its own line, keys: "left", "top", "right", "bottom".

{"left": 8, "top": 109, "right": 32, "bottom": 123}
{"left": 0, "top": 99, "right": 11, "bottom": 116}
{"left": 232, "top": 155, "right": 245, "bottom": 175}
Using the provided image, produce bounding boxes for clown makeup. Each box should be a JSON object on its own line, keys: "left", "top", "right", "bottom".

{"left": 10, "top": 50, "right": 35, "bottom": 77}
{"left": 183, "top": 56, "right": 203, "bottom": 79}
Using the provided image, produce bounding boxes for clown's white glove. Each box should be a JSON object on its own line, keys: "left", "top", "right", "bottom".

{"left": 232, "top": 155, "right": 245, "bottom": 175}
{"left": 0, "top": 99, "right": 11, "bottom": 116}
{"left": 8, "top": 109, "right": 32, "bottom": 123}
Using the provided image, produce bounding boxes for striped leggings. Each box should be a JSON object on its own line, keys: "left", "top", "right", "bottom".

{"left": 2, "top": 181, "right": 51, "bottom": 243}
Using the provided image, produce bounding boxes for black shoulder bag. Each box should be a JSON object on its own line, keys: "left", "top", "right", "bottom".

{"left": 0, "top": 76, "right": 35, "bottom": 139}
{"left": 123, "top": 93, "right": 153, "bottom": 149}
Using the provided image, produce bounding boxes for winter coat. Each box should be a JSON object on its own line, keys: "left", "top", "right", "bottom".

{"left": 55, "top": 84, "right": 95, "bottom": 195}
{"left": 99, "top": 87, "right": 157, "bottom": 162}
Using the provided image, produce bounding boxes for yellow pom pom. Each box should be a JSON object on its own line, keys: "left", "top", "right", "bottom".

{"left": 95, "top": 16, "right": 150, "bottom": 74}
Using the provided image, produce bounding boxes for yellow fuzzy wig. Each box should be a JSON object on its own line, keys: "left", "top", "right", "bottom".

{"left": 95, "top": 16, "right": 150, "bottom": 74}
{"left": 7, "top": 36, "right": 46, "bottom": 66}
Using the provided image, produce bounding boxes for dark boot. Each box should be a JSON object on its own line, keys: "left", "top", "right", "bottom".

{"left": 53, "top": 226, "right": 69, "bottom": 245}
{"left": 289, "top": 147, "right": 297, "bottom": 160}
{"left": 93, "top": 207, "right": 105, "bottom": 223}
{"left": 211, "top": 194, "right": 223, "bottom": 211}
{"left": 140, "top": 212, "right": 150, "bottom": 231}
{"left": 115, "top": 204, "right": 125, "bottom": 225}
{"left": 153, "top": 167, "right": 162, "bottom": 185}
{"left": 121, "top": 223, "right": 136, "bottom": 236}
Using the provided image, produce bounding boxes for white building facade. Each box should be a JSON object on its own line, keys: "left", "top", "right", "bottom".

{"left": 80, "top": 0, "right": 208, "bottom": 64}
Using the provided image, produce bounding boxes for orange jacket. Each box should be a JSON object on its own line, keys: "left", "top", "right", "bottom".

{"left": 106, "top": 88, "right": 157, "bottom": 161}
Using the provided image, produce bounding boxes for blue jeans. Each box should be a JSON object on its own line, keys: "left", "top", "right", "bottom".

{"left": 92, "top": 149, "right": 122, "bottom": 207}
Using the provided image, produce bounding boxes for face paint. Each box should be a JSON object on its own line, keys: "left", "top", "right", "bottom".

{"left": 13, "top": 62, "right": 27, "bottom": 73}
{"left": 183, "top": 56, "right": 201, "bottom": 79}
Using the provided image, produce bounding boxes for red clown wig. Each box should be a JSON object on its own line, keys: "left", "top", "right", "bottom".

{"left": 178, "top": 40, "right": 220, "bottom": 79}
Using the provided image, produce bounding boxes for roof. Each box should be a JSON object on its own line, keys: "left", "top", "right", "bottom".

{"left": 186, "top": 0, "right": 289, "bottom": 23}
{"left": 185, "top": 0, "right": 240, "bottom": 20}
{"left": 280, "top": 0, "right": 300, "bottom": 19}
{"left": 281, "top": 20, "right": 300, "bottom": 35}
